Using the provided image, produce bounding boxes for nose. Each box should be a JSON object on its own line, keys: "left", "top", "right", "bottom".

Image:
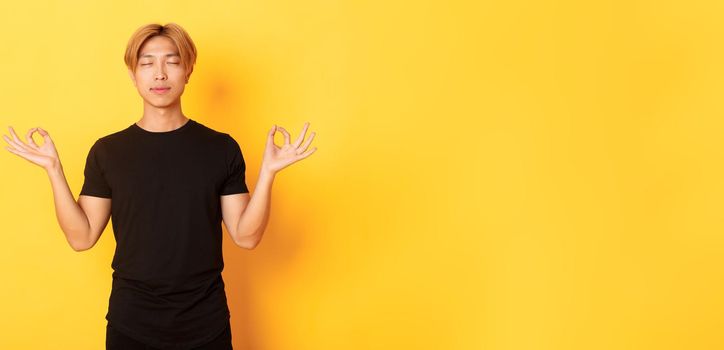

{"left": 155, "top": 66, "right": 167, "bottom": 80}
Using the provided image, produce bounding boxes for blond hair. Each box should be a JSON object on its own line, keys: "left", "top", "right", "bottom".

{"left": 124, "top": 23, "right": 197, "bottom": 77}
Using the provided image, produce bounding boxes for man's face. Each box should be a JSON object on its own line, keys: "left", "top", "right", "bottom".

{"left": 128, "top": 35, "right": 190, "bottom": 108}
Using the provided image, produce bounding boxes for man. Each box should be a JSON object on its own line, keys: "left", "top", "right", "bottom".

{"left": 3, "top": 22, "right": 316, "bottom": 349}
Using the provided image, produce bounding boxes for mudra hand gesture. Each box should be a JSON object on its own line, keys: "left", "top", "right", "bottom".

{"left": 262, "top": 122, "right": 317, "bottom": 174}
{"left": 3, "top": 126, "right": 61, "bottom": 171}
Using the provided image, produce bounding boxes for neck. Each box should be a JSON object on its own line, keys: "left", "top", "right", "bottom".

{"left": 137, "top": 100, "right": 189, "bottom": 132}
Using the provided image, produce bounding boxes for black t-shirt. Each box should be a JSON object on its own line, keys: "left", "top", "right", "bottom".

{"left": 79, "top": 118, "right": 248, "bottom": 349}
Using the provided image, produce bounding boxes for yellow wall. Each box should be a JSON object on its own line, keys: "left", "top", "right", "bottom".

{"left": 0, "top": 0, "right": 722, "bottom": 349}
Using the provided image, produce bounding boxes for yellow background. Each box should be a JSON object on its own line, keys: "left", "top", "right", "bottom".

{"left": 0, "top": 0, "right": 722, "bottom": 349}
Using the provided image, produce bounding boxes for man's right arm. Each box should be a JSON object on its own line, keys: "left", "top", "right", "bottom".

{"left": 47, "top": 163, "right": 111, "bottom": 252}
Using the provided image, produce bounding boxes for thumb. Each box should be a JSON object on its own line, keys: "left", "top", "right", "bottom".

{"left": 37, "top": 127, "right": 52, "bottom": 140}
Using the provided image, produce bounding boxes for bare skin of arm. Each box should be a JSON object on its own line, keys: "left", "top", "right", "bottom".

{"left": 222, "top": 122, "right": 317, "bottom": 249}
{"left": 3, "top": 126, "right": 110, "bottom": 252}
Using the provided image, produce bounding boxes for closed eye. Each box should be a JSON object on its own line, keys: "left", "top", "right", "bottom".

{"left": 140, "top": 62, "right": 178, "bottom": 66}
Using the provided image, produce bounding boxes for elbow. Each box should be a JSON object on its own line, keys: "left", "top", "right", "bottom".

{"left": 70, "top": 242, "right": 90, "bottom": 252}
{"left": 63, "top": 225, "right": 92, "bottom": 252}
{"left": 234, "top": 233, "right": 258, "bottom": 250}
{"left": 235, "top": 238, "right": 257, "bottom": 250}
{"left": 68, "top": 235, "right": 91, "bottom": 252}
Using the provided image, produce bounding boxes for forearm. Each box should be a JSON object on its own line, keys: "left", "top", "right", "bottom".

{"left": 46, "top": 162, "right": 90, "bottom": 250}
{"left": 234, "top": 169, "right": 275, "bottom": 248}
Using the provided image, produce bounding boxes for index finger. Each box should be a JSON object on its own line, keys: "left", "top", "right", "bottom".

{"left": 26, "top": 128, "right": 39, "bottom": 148}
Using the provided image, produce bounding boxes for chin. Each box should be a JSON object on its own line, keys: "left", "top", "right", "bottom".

{"left": 143, "top": 98, "right": 178, "bottom": 109}
{"left": 141, "top": 93, "right": 182, "bottom": 106}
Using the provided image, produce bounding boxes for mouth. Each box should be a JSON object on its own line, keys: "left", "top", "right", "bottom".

{"left": 150, "top": 87, "right": 171, "bottom": 94}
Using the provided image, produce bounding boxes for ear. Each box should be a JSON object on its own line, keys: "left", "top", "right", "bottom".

{"left": 127, "top": 69, "right": 137, "bottom": 87}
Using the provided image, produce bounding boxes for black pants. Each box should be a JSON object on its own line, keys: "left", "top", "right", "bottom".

{"left": 106, "top": 322, "right": 233, "bottom": 350}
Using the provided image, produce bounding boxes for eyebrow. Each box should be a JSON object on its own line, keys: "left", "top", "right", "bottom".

{"left": 139, "top": 53, "right": 180, "bottom": 59}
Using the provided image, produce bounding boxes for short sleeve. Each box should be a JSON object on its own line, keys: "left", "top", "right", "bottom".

{"left": 220, "top": 135, "right": 249, "bottom": 195}
{"left": 79, "top": 139, "right": 112, "bottom": 198}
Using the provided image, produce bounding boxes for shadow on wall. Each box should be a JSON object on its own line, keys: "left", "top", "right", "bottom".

{"left": 199, "top": 44, "right": 314, "bottom": 350}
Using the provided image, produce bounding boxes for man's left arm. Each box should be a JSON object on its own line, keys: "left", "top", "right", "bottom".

{"left": 221, "top": 169, "right": 274, "bottom": 249}
{"left": 222, "top": 122, "right": 317, "bottom": 249}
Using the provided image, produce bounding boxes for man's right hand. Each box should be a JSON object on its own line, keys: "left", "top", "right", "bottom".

{"left": 3, "top": 126, "right": 61, "bottom": 171}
